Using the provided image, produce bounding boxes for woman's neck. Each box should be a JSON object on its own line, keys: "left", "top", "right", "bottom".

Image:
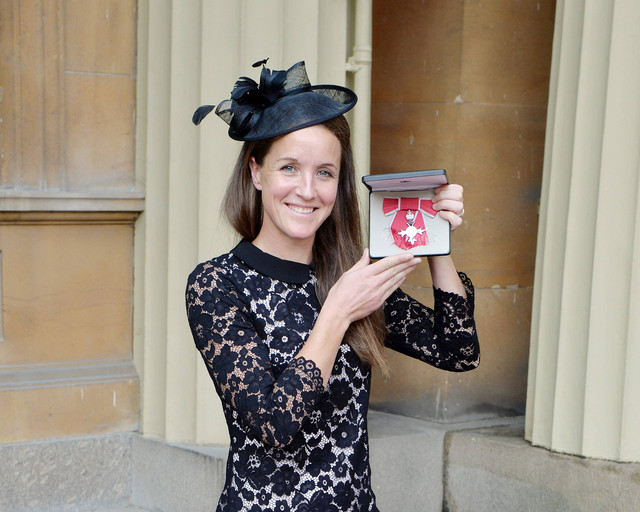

{"left": 251, "top": 232, "right": 314, "bottom": 264}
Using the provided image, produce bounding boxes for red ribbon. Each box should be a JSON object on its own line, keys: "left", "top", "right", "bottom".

{"left": 383, "top": 197, "right": 436, "bottom": 250}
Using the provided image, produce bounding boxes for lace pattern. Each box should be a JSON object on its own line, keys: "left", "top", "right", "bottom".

{"left": 186, "top": 245, "right": 479, "bottom": 511}
{"left": 385, "top": 272, "right": 480, "bottom": 371}
{"left": 187, "top": 259, "right": 325, "bottom": 448}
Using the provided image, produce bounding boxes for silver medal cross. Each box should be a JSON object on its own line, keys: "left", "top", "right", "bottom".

{"left": 397, "top": 210, "right": 425, "bottom": 246}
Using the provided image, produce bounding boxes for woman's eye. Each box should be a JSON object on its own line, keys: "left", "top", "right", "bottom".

{"left": 282, "top": 165, "right": 296, "bottom": 173}
{"left": 318, "top": 169, "right": 335, "bottom": 178}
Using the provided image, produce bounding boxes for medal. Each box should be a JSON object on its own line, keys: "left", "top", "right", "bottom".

{"left": 382, "top": 197, "right": 436, "bottom": 250}
{"left": 398, "top": 210, "right": 425, "bottom": 246}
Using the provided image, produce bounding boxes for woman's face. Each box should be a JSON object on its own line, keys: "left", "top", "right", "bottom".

{"left": 250, "top": 125, "right": 341, "bottom": 250}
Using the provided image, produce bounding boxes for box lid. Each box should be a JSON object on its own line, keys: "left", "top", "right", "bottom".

{"left": 362, "top": 169, "right": 448, "bottom": 192}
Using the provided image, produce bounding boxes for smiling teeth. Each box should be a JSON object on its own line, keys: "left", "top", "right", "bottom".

{"left": 289, "top": 205, "right": 314, "bottom": 214}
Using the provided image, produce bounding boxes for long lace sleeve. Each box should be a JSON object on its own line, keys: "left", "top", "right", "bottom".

{"left": 185, "top": 261, "right": 325, "bottom": 447}
{"left": 384, "top": 272, "right": 480, "bottom": 371}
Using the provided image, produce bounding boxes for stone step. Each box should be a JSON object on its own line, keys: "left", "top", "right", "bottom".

{"left": 94, "top": 507, "right": 150, "bottom": 512}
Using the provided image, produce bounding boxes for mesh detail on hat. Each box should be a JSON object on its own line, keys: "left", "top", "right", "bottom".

{"left": 216, "top": 100, "right": 234, "bottom": 124}
{"left": 282, "top": 62, "right": 310, "bottom": 92}
{"left": 312, "top": 87, "right": 354, "bottom": 104}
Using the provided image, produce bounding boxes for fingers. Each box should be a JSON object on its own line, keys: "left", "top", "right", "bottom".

{"left": 377, "top": 260, "right": 418, "bottom": 300}
{"left": 348, "top": 251, "right": 417, "bottom": 283}
{"left": 369, "top": 252, "right": 417, "bottom": 275}
{"left": 433, "top": 183, "right": 465, "bottom": 230}
{"left": 352, "top": 253, "right": 421, "bottom": 294}
{"left": 433, "top": 184, "right": 463, "bottom": 203}
{"left": 349, "top": 249, "right": 371, "bottom": 271}
{"left": 371, "top": 255, "right": 421, "bottom": 297}
{"left": 433, "top": 184, "right": 463, "bottom": 211}
{"left": 438, "top": 210, "right": 464, "bottom": 231}
{"left": 347, "top": 250, "right": 416, "bottom": 280}
{"left": 327, "top": 251, "right": 422, "bottom": 323}
{"left": 434, "top": 199, "right": 464, "bottom": 216}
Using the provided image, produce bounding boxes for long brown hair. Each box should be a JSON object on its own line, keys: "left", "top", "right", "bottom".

{"left": 222, "top": 115, "right": 388, "bottom": 372}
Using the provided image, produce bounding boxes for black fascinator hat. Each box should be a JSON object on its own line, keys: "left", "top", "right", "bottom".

{"left": 192, "top": 60, "right": 357, "bottom": 141}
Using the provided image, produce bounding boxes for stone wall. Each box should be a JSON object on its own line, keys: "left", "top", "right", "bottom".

{"left": 0, "top": 0, "right": 140, "bottom": 443}
{"left": 369, "top": 0, "right": 555, "bottom": 423}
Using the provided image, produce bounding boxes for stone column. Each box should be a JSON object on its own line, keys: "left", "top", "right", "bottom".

{"left": 526, "top": 0, "right": 640, "bottom": 462}
{"left": 135, "top": 0, "right": 356, "bottom": 444}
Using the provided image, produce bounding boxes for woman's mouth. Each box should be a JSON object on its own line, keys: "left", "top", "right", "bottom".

{"left": 287, "top": 204, "right": 315, "bottom": 214}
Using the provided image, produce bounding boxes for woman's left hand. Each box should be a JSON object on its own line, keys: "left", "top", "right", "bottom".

{"left": 432, "top": 184, "right": 465, "bottom": 231}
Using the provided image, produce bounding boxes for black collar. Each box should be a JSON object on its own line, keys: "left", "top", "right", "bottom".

{"left": 232, "top": 239, "right": 314, "bottom": 284}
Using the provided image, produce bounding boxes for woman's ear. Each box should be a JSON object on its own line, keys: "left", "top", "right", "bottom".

{"left": 249, "top": 157, "right": 263, "bottom": 191}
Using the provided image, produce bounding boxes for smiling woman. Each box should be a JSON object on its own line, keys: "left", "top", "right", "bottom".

{"left": 249, "top": 124, "right": 341, "bottom": 263}
{"left": 186, "top": 60, "right": 479, "bottom": 512}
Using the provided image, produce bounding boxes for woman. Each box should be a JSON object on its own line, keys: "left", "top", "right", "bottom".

{"left": 186, "top": 60, "right": 479, "bottom": 512}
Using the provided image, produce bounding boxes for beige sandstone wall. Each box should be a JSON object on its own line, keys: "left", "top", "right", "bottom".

{"left": 369, "top": 0, "right": 555, "bottom": 421}
{"left": 0, "top": 0, "right": 140, "bottom": 443}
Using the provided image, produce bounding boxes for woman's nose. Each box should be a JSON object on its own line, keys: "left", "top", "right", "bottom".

{"left": 296, "top": 174, "right": 316, "bottom": 200}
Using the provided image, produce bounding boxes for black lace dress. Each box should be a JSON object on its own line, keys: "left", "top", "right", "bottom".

{"left": 185, "top": 240, "right": 479, "bottom": 512}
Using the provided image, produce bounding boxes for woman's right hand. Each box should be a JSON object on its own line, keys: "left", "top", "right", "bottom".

{"left": 324, "top": 250, "right": 421, "bottom": 325}
{"left": 299, "top": 250, "right": 420, "bottom": 386}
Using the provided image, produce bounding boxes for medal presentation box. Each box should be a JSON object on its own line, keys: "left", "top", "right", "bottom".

{"left": 362, "top": 169, "right": 450, "bottom": 258}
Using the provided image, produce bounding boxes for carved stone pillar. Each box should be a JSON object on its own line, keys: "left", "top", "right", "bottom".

{"left": 526, "top": 0, "right": 640, "bottom": 462}
{"left": 135, "top": 0, "right": 356, "bottom": 444}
